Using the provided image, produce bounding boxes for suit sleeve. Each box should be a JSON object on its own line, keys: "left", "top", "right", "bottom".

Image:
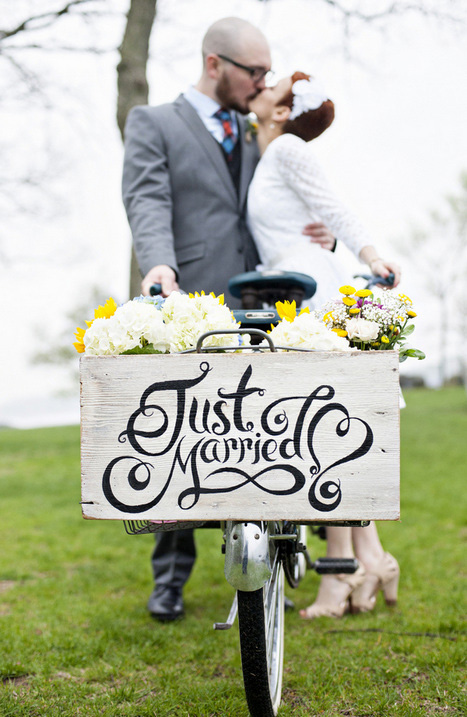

{"left": 122, "top": 106, "right": 178, "bottom": 277}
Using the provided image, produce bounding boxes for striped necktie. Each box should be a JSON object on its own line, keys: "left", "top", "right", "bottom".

{"left": 214, "top": 108, "right": 237, "bottom": 160}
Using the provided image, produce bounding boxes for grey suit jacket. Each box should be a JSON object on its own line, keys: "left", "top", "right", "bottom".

{"left": 122, "top": 95, "right": 260, "bottom": 307}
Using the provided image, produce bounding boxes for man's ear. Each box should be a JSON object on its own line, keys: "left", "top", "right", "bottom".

{"left": 272, "top": 105, "right": 291, "bottom": 124}
{"left": 205, "top": 54, "right": 221, "bottom": 80}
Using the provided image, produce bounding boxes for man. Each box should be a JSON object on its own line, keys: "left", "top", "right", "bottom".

{"left": 122, "top": 17, "right": 334, "bottom": 621}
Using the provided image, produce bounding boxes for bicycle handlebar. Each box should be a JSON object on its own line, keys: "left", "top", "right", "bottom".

{"left": 149, "top": 283, "right": 163, "bottom": 296}
{"left": 353, "top": 272, "right": 395, "bottom": 289}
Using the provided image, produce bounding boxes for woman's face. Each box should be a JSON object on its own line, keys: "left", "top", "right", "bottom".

{"left": 248, "top": 76, "right": 293, "bottom": 121}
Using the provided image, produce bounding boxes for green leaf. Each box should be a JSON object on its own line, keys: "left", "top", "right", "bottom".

{"left": 400, "top": 347, "right": 426, "bottom": 361}
{"left": 400, "top": 323, "right": 415, "bottom": 337}
{"left": 121, "top": 344, "right": 165, "bottom": 355}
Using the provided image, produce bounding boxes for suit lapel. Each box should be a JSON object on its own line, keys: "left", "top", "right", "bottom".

{"left": 174, "top": 95, "right": 237, "bottom": 205}
{"left": 237, "top": 115, "right": 260, "bottom": 209}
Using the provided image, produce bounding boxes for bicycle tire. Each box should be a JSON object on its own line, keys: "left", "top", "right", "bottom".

{"left": 237, "top": 557, "right": 284, "bottom": 716}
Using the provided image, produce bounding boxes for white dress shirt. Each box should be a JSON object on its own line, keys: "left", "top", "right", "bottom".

{"left": 184, "top": 85, "right": 238, "bottom": 143}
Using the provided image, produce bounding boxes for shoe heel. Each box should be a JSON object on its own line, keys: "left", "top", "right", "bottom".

{"left": 383, "top": 572, "right": 399, "bottom": 606}
{"left": 349, "top": 573, "right": 378, "bottom": 614}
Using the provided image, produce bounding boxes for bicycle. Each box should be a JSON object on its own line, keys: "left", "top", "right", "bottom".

{"left": 146, "top": 270, "right": 374, "bottom": 715}
{"left": 80, "top": 269, "right": 399, "bottom": 716}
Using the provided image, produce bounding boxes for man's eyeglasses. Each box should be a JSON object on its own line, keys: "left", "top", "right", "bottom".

{"left": 218, "top": 54, "right": 274, "bottom": 84}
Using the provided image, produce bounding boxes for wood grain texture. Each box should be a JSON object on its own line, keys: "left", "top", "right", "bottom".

{"left": 80, "top": 352, "right": 400, "bottom": 521}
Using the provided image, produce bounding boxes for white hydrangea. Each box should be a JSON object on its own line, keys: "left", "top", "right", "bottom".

{"left": 82, "top": 292, "right": 250, "bottom": 356}
{"left": 163, "top": 292, "right": 243, "bottom": 352}
{"left": 269, "top": 312, "right": 352, "bottom": 351}
{"left": 84, "top": 302, "right": 170, "bottom": 355}
{"left": 84, "top": 317, "right": 139, "bottom": 355}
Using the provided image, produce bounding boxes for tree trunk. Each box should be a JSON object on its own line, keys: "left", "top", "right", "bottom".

{"left": 116, "top": 0, "right": 158, "bottom": 299}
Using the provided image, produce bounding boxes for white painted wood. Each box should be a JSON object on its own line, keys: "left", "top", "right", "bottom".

{"left": 80, "top": 352, "right": 400, "bottom": 521}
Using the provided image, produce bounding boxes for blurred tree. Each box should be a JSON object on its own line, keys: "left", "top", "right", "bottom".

{"left": 116, "top": 0, "right": 157, "bottom": 298}
{"left": 0, "top": 0, "right": 116, "bottom": 265}
{"left": 397, "top": 172, "right": 467, "bottom": 385}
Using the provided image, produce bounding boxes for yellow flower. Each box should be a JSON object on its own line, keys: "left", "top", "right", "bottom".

{"left": 73, "top": 327, "right": 86, "bottom": 354}
{"left": 407, "top": 310, "right": 417, "bottom": 318}
{"left": 342, "top": 296, "right": 357, "bottom": 306}
{"left": 349, "top": 307, "right": 360, "bottom": 314}
{"left": 339, "top": 285, "right": 356, "bottom": 295}
{"left": 355, "top": 289, "right": 372, "bottom": 298}
{"left": 332, "top": 328, "right": 348, "bottom": 337}
{"left": 398, "top": 293, "right": 412, "bottom": 304}
{"left": 276, "top": 300, "right": 297, "bottom": 322}
{"left": 299, "top": 306, "right": 310, "bottom": 316}
{"left": 323, "top": 311, "right": 334, "bottom": 322}
{"left": 381, "top": 335, "right": 390, "bottom": 344}
{"left": 371, "top": 342, "right": 380, "bottom": 348}
{"left": 94, "top": 297, "right": 117, "bottom": 320}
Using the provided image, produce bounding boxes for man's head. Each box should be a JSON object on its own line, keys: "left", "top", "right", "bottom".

{"left": 197, "top": 17, "right": 272, "bottom": 114}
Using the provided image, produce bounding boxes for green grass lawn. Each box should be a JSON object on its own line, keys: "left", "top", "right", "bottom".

{"left": 0, "top": 387, "right": 466, "bottom": 716}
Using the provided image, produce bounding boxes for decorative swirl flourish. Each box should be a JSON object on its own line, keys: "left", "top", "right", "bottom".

{"left": 178, "top": 464, "right": 306, "bottom": 510}
{"left": 102, "top": 456, "right": 170, "bottom": 513}
{"left": 118, "top": 362, "right": 211, "bottom": 456}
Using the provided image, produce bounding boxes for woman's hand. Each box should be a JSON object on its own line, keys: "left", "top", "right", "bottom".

{"left": 369, "top": 258, "right": 401, "bottom": 288}
{"left": 359, "top": 246, "right": 401, "bottom": 288}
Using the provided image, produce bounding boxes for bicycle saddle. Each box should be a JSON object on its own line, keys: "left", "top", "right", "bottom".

{"left": 228, "top": 270, "right": 317, "bottom": 310}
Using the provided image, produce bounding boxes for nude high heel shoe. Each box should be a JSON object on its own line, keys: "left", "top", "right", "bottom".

{"left": 350, "top": 552, "right": 399, "bottom": 614}
{"left": 299, "top": 565, "right": 366, "bottom": 620}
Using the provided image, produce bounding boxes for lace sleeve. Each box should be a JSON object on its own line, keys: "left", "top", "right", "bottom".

{"left": 276, "top": 135, "right": 372, "bottom": 257}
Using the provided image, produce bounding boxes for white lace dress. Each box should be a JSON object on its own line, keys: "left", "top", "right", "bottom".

{"left": 247, "top": 133, "right": 372, "bottom": 309}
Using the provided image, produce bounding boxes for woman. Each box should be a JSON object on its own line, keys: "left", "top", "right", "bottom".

{"left": 247, "top": 72, "right": 400, "bottom": 307}
{"left": 247, "top": 73, "right": 400, "bottom": 618}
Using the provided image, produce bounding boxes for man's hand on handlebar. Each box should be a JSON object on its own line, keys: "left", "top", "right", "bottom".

{"left": 141, "top": 265, "right": 179, "bottom": 297}
{"left": 302, "top": 222, "right": 336, "bottom": 252}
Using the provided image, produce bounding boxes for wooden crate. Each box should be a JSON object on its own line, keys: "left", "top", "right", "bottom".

{"left": 80, "top": 351, "right": 400, "bottom": 522}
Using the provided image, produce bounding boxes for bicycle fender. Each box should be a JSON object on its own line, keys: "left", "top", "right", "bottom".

{"left": 224, "top": 521, "right": 272, "bottom": 591}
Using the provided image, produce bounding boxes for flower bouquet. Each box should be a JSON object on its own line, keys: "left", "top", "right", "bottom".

{"left": 273, "top": 285, "right": 425, "bottom": 362}
{"left": 74, "top": 291, "right": 249, "bottom": 356}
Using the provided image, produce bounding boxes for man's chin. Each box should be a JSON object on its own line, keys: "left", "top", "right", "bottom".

{"left": 231, "top": 101, "right": 249, "bottom": 115}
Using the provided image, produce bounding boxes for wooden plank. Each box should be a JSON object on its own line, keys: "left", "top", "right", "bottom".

{"left": 80, "top": 352, "right": 400, "bottom": 521}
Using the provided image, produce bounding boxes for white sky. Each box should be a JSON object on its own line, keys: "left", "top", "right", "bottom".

{"left": 1, "top": 0, "right": 466, "bottom": 426}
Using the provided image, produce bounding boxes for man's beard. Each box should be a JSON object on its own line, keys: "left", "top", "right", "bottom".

{"left": 216, "top": 72, "right": 259, "bottom": 114}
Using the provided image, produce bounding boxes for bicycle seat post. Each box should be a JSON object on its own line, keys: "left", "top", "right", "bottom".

{"left": 241, "top": 287, "right": 260, "bottom": 310}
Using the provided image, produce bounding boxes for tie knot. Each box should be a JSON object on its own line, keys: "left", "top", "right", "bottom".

{"left": 214, "top": 108, "right": 232, "bottom": 122}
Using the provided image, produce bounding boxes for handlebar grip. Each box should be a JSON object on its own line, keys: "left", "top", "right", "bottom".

{"left": 353, "top": 272, "right": 395, "bottom": 289}
{"left": 149, "top": 283, "right": 163, "bottom": 296}
{"left": 381, "top": 272, "right": 395, "bottom": 287}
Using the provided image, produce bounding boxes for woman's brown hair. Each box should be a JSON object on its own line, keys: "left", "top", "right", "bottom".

{"left": 278, "top": 71, "right": 335, "bottom": 142}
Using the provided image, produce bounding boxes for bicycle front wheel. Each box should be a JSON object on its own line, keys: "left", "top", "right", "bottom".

{"left": 237, "top": 559, "right": 284, "bottom": 716}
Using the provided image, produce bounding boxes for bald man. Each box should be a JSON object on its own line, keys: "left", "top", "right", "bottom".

{"left": 123, "top": 17, "right": 272, "bottom": 305}
{"left": 122, "top": 17, "right": 273, "bottom": 621}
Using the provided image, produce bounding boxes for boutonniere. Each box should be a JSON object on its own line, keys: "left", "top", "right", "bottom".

{"left": 245, "top": 113, "right": 258, "bottom": 143}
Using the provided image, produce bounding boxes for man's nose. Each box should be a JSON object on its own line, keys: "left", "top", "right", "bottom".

{"left": 254, "top": 76, "right": 267, "bottom": 91}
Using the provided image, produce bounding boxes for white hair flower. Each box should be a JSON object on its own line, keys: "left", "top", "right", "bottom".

{"left": 289, "top": 78, "right": 328, "bottom": 120}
